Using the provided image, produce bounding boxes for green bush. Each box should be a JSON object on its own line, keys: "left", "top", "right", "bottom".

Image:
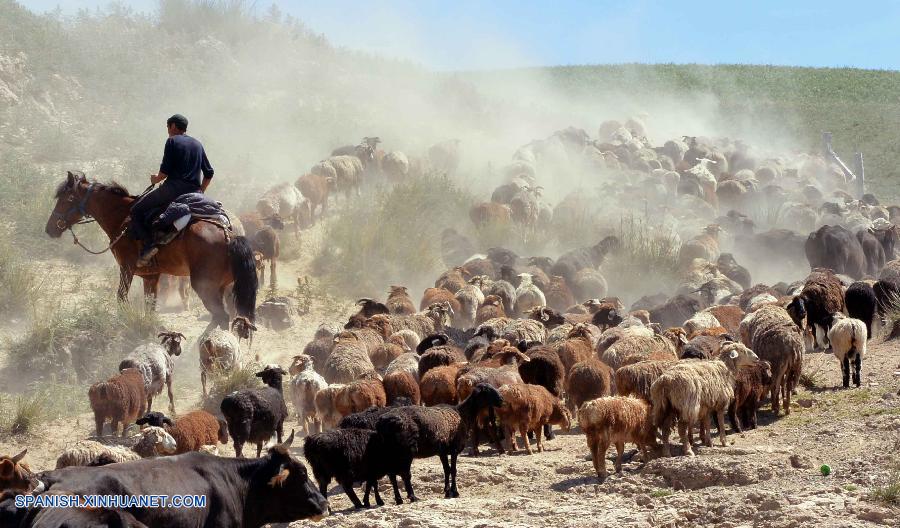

{"left": 604, "top": 215, "right": 681, "bottom": 302}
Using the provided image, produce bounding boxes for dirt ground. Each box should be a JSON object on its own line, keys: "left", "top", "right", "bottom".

{"left": 1, "top": 232, "right": 899, "bottom": 528}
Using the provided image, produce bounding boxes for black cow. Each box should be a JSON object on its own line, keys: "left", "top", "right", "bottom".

{"left": 805, "top": 225, "right": 866, "bottom": 279}
{"left": 16, "top": 507, "right": 148, "bottom": 527}
{"left": 1, "top": 434, "right": 328, "bottom": 528}
{"left": 856, "top": 229, "right": 886, "bottom": 277}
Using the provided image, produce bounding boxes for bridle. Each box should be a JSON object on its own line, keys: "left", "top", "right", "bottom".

{"left": 53, "top": 181, "right": 96, "bottom": 231}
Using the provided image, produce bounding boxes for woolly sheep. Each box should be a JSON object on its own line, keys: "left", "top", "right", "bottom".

{"left": 136, "top": 411, "right": 228, "bottom": 454}
{"left": 119, "top": 331, "right": 184, "bottom": 413}
{"left": 314, "top": 384, "right": 346, "bottom": 431}
{"left": 198, "top": 327, "right": 244, "bottom": 397}
{"left": 375, "top": 384, "right": 504, "bottom": 502}
{"left": 335, "top": 374, "right": 387, "bottom": 418}
{"left": 324, "top": 332, "right": 376, "bottom": 384}
{"left": 55, "top": 426, "right": 177, "bottom": 468}
{"left": 495, "top": 383, "right": 571, "bottom": 454}
{"left": 650, "top": 342, "right": 759, "bottom": 456}
{"left": 741, "top": 304, "right": 804, "bottom": 415}
{"left": 454, "top": 283, "right": 485, "bottom": 327}
{"left": 88, "top": 368, "right": 147, "bottom": 437}
{"left": 827, "top": 313, "right": 867, "bottom": 388}
{"left": 615, "top": 359, "right": 677, "bottom": 402}
{"left": 386, "top": 285, "right": 416, "bottom": 315}
{"left": 288, "top": 355, "right": 328, "bottom": 435}
{"left": 578, "top": 396, "right": 656, "bottom": 481}
{"left": 383, "top": 370, "right": 421, "bottom": 405}
{"left": 220, "top": 365, "right": 289, "bottom": 457}
{"left": 728, "top": 360, "right": 773, "bottom": 432}
{"left": 304, "top": 428, "right": 390, "bottom": 510}
{"left": 515, "top": 273, "right": 546, "bottom": 316}
{"left": 420, "top": 364, "right": 462, "bottom": 406}
{"left": 565, "top": 358, "right": 615, "bottom": 413}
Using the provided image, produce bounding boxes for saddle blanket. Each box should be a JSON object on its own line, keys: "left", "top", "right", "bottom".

{"left": 151, "top": 192, "right": 232, "bottom": 232}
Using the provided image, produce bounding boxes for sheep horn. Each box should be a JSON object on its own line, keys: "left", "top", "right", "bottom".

{"left": 11, "top": 449, "right": 27, "bottom": 463}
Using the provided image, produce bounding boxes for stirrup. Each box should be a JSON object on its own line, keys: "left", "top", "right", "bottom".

{"left": 136, "top": 246, "right": 159, "bottom": 268}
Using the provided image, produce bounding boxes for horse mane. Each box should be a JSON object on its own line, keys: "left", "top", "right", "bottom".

{"left": 54, "top": 176, "right": 133, "bottom": 199}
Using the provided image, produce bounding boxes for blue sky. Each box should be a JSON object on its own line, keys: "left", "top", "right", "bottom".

{"left": 19, "top": 0, "right": 900, "bottom": 71}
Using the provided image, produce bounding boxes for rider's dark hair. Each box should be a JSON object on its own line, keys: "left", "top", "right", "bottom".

{"left": 167, "top": 114, "right": 188, "bottom": 132}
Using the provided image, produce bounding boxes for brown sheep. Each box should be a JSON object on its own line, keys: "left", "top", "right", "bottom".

{"left": 386, "top": 285, "right": 416, "bottom": 315}
{"left": 615, "top": 359, "right": 677, "bottom": 401}
{"left": 88, "top": 368, "right": 147, "bottom": 437}
{"left": 741, "top": 305, "right": 804, "bottom": 415}
{"left": 476, "top": 295, "right": 507, "bottom": 325}
{"left": 334, "top": 374, "right": 387, "bottom": 418}
{"left": 496, "top": 384, "right": 571, "bottom": 454}
{"left": 370, "top": 335, "right": 409, "bottom": 373}
{"left": 314, "top": 385, "right": 345, "bottom": 430}
{"left": 435, "top": 268, "right": 470, "bottom": 294}
{"left": 565, "top": 359, "right": 614, "bottom": 413}
{"left": 383, "top": 370, "right": 421, "bottom": 405}
{"left": 136, "top": 410, "right": 228, "bottom": 454}
{"left": 418, "top": 337, "right": 466, "bottom": 379}
{"left": 470, "top": 201, "right": 512, "bottom": 227}
{"left": 601, "top": 329, "right": 684, "bottom": 370}
{"left": 728, "top": 360, "right": 773, "bottom": 432}
{"left": 518, "top": 345, "right": 565, "bottom": 398}
{"left": 703, "top": 305, "right": 745, "bottom": 337}
{"left": 677, "top": 224, "right": 722, "bottom": 268}
{"left": 578, "top": 396, "right": 656, "bottom": 481}
{"left": 461, "top": 258, "right": 497, "bottom": 279}
{"left": 420, "top": 287, "right": 463, "bottom": 314}
{"left": 555, "top": 324, "right": 594, "bottom": 374}
{"left": 545, "top": 276, "right": 576, "bottom": 312}
{"left": 420, "top": 364, "right": 462, "bottom": 406}
{"left": 295, "top": 172, "right": 334, "bottom": 219}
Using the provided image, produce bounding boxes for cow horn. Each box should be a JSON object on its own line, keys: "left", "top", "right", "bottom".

{"left": 279, "top": 430, "right": 296, "bottom": 449}
{"left": 11, "top": 449, "right": 27, "bottom": 463}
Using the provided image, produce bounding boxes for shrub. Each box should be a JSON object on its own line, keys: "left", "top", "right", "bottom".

{"left": 7, "top": 393, "right": 48, "bottom": 436}
{"left": 314, "top": 174, "right": 474, "bottom": 296}
{"left": 604, "top": 215, "right": 680, "bottom": 301}
{"left": 0, "top": 238, "right": 41, "bottom": 318}
{"left": 870, "top": 465, "right": 900, "bottom": 506}
{"left": 201, "top": 362, "right": 264, "bottom": 415}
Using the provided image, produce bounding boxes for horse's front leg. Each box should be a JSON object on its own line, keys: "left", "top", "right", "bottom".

{"left": 142, "top": 274, "right": 161, "bottom": 310}
{"left": 118, "top": 266, "right": 134, "bottom": 303}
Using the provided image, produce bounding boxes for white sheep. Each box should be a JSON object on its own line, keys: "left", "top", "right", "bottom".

{"left": 198, "top": 327, "right": 244, "bottom": 397}
{"left": 683, "top": 311, "right": 721, "bottom": 337}
{"left": 515, "top": 273, "right": 546, "bottom": 316}
{"left": 118, "top": 331, "right": 184, "bottom": 413}
{"left": 55, "top": 426, "right": 177, "bottom": 468}
{"left": 288, "top": 354, "right": 328, "bottom": 436}
{"left": 827, "top": 313, "right": 867, "bottom": 388}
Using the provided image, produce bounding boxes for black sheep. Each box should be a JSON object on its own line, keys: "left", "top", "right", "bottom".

{"left": 375, "top": 383, "right": 503, "bottom": 503}
{"left": 517, "top": 343, "right": 565, "bottom": 440}
{"left": 303, "top": 428, "right": 389, "bottom": 510}
{"left": 220, "top": 365, "right": 288, "bottom": 458}
{"left": 845, "top": 281, "right": 877, "bottom": 339}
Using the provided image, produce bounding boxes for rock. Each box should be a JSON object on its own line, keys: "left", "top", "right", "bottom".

{"left": 759, "top": 498, "right": 782, "bottom": 511}
{"left": 882, "top": 392, "right": 897, "bottom": 401}
{"left": 797, "top": 398, "right": 815, "bottom": 408}
{"left": 789, "top": 454, "right": 813, "bottom": 469}
{"left": 642, "top": 456, "right": 774, "bottom": 490}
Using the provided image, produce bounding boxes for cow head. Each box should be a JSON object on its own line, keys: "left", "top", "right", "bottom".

{"left": 245, "top": 432, "right": 329, "bottom": 525}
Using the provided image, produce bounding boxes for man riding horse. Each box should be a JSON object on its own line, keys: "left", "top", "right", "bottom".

{"left": 132, "top": 114, "right": 214, "bottom": 267}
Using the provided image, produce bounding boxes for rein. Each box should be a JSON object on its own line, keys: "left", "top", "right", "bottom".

{"left": 62, "top": 182, "right": 156, "bottom": 255}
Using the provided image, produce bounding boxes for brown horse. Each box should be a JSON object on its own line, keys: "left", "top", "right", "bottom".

{"left": 45, "top": 171, "right": 257, "bottom": 331}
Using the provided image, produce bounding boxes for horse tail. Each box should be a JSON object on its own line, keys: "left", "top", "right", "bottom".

{"left": 228, "top": 236, "right": 258, "bottom": 321}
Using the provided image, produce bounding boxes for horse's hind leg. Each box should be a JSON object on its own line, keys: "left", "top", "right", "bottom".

{"left": 142, "top": 274, "right": 160, "bottom": 310}
{"left": 193, "top": 278, "right": 229, "bottom": 330}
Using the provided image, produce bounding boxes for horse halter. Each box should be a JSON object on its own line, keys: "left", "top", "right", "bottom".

{"left": 54, "top": 181, "right": 95, "bottom": 230}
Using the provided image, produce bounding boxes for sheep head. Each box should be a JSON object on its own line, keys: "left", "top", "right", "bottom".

{"left": 426, "top": 302, "right": 454, "bottom": 327}
{"left": 494, "top": 346, "right": 530, "bottom": 366}
{"left": 157, "top": 331, "right": 185, "bottom": 356}
{"left": 256, "top": 364, "right": 287, "bottom": 389}
{"left": 134, "top": 426, "right": 177, "bottom": 455}
{"left": 719, "top": 342, "right": 759, "bottom": 370}
{"left": 529, "top": 306, "right": 565, "bottom": 327}
{"left": 136, "top": 411, "right": 173, "bottom": 428}
{"left": 289, "top": 354, "right": 314, "bottom": 376}
{"left": 550, "top": 401, "right": 572, "bottom": 432}
{"left": 364, "top": 315, "right": 394, "bottom": 339}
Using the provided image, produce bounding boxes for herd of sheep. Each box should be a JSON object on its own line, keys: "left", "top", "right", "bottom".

{"left": 5, "top": 117, "right": 900, "bottom": 517}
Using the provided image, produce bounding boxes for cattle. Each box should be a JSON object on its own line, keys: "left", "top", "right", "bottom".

{"left": 0, "top": 434, "right": 328, "bottom": 528}
{"left": 805, "top": 225, "right": 866, "bottom": 279}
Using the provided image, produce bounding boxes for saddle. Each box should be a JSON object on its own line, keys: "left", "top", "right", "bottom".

{"left": 149, "top": 193, "right": 234, "bottom": 248}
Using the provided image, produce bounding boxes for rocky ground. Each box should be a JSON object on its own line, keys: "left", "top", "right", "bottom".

{"left": 1, "top": 231, "right": 899, "bottom": 528}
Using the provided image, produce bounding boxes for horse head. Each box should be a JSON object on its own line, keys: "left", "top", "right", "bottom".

{"left": 46, "top": 171, "right": 90, "bottom": 237}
